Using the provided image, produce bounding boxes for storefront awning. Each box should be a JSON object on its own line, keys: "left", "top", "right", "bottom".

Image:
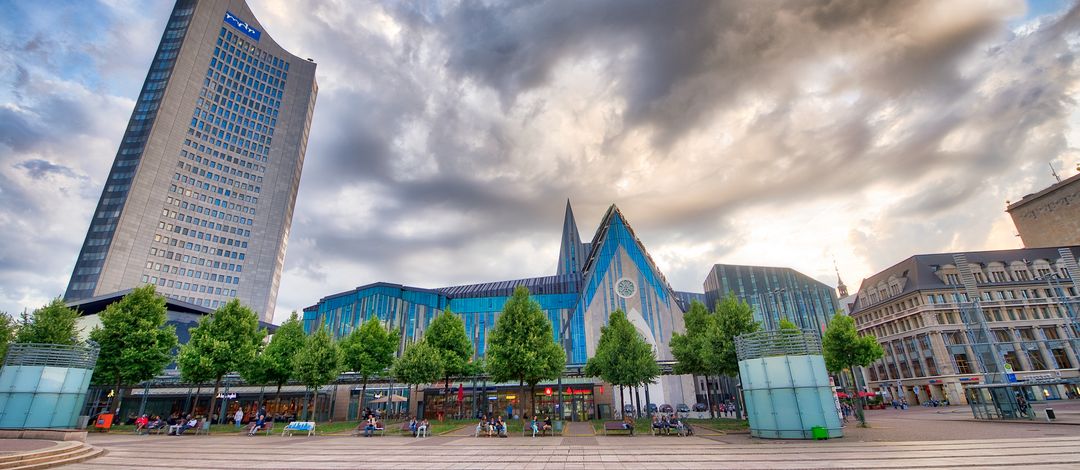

{"left": 131, "top": 385, "right": 333, "bottom": 396}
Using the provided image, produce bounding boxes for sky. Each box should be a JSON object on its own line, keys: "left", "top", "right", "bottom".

{"left": 1, "top": 0, "right": 1078, "bottom": 324}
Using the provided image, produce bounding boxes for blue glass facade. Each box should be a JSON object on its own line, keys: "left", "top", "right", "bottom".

{"left": 704, "top": 264, "right": 838, "bottom": 333}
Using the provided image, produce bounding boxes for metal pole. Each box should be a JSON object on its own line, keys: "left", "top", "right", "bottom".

{"left": 138, "top": 382, "right": 150, "bottom": 417}
{"left": 557, "top": 375, "right": 564, "bottom": 421}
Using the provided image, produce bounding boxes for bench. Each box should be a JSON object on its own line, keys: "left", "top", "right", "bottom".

{"left": 651, "top": 423, "right": 688, "bottom": 436}
{"left": 523, "top": 421, "right": 560, "bottom": 437}
{"left": 400, "top": 422, "right": 415, "bottom": 436}
{"left": 247, "top": 421, "right": 274, "bottom": 436}
{"left": 603, "top": 421, "right": 634, "bottom": 436}
{"left": 193, "top": 419, "right": 211, "bottom": 435}
{"left": 282, "top": 421, "right": 316, "bottom": 437}
{"left": 147, "top": 424, "right": 169, "bottom": 435}
{"left": 352, "top": 421, "right": 386, "bottom": 437}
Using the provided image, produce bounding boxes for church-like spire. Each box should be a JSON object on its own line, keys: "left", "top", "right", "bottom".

{"left": 835, "top": 260, "right": 848, "bottom": 298}
{"left": 557, "top": 200, "right": 586, "bottom": 275}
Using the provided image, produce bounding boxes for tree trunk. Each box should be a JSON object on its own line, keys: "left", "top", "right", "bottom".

{"left": 703, "top": 375, "right": 714, "bottom": 418}
{"left": 619, "top": 385, "right": 625, "bottom": 418}
{"left": 518, "top": 378, "right": 525, "bottom": 420}
{"left": 443, "top": 375, "right": 451, "bottom": 419}
{"left": 207, "top": 376, "right": 222, "bottom": 428}
{"left": 849, "top": 367, "right": 867, "bottom": 426}
{"left": 360, "top": 376, "right": 368, "bottom": 418}
{"left": 732, "top": 375, "right": 744, "bottom": 420}
{"left": 111, "top": 378, "right": 123, "bottom": 414}
{"left": 275, "top": 382, "right": 283, "bottom": 421}
{"left": 529, "top": 383, "right": 537, "bottom": 420}
{"left": 193, "top": 385, "right": 202, "bottom": 415}
{"left": 311, "top": 387, "right": 319, "bottom": 422}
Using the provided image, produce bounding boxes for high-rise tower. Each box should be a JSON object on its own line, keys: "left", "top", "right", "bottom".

{"left": 65, "top": 0, "right": 317, "bottom": 321}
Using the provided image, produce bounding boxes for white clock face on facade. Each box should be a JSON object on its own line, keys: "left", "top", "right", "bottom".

{"left": 616, "top": 278, "right": 636, "bottom": 298}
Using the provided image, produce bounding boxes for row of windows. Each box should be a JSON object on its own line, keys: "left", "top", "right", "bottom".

{"left": 143, "top": 260, "right": 240, "bottom": 285}
{"left": 857, "top": 286, "right": 1078, "bottom": 330}
{"left": 151, "top": 232, "right": 245, "bottom": 260}
{"left": 142, "top": 275, "right": 236, "bottom": 298}
{"left": 155, "top": 218, "right": 246, "bottom": 248}
{"left": 147, "top": 246, "right": 242, "bottom": 273}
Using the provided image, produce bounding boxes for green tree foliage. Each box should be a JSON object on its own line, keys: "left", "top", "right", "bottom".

{"left": 424, "top": 309, "right": 472, "bottom": 411}
{"left": 585, "top": 310, "right": 660, "bottom": 393}
{"left": 486, "top": 286, "right": 566, "bottom": 417}
{"left": 823, "top": 314, "right": 884, "bottom": 426}
{"left": 89, "top": 286, "right": 178, "bottom": 410}
{"left": 294, "top": 325, "right": 341, "bottom": 421}
{"left": 778, "top": 318, "right": 799, "bottom": 331}
{"left": 244, "top": 312, "right": 306, "bottom": 411}
{"left": 712, "top": 292, "right": 759, "bottom": 377}
{"left": 0, "top": 313, "right": 16, "bottom": 363}
{"left": 340, "top": 317, "right": 398, "bottom": 411}
{"left": 670, "top": 300, "right": 715, "bottom": 411}
{"left": 16, "top": 298, "right": 80, "bottom": 345}
{"left": 177, "top": 299, "right": 264, "bottom": 426}
{"left": 392, "top": 340, "right": 444, "bottom": 416}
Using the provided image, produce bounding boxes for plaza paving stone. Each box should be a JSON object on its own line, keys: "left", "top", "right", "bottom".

{"left": 63, "top": 407, "right": 1080, "bottom": 469}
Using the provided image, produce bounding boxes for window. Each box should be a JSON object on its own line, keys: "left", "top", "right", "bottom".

{"left": 954, "top": 354, "right": 973, "bottom": 374}
{"left": 1052, "top": 349, "right": 1072, "bottom": 369}
{"left": 1043, "top": 328, "right": 1060, "bottom": 340}
{"left": 945, "top": 273, "right": 960, "bottom": 285}
{"left": 1003, "top": 351, "right": 1024, "bottom": 371}
{"left": 1028, "top": 350, "right": 1048, "bottom": 370}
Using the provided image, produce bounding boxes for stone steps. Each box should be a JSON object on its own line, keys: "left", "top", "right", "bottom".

{"left": 0, "top": 442, "right": 104, "bottom": 470}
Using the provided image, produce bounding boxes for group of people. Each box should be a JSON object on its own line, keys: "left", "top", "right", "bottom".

{"left": 406, "top": 417, "right": 430, "bottom": 437}
{"left": 528, "top": 416, "right": 554, "bottom": 437}
{"left": 244, "top": 407, "right": 269, "bottom": 435}
{"left": 133, "top": 414, "right": 166, "bottom": 434}
{"left": 651, "top": 413, "right": 691, "bottom": 436}
{"left": 475, "top": 414, "right": 508, "bottom": 437}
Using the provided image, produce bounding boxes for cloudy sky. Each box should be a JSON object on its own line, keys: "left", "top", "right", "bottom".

{"left": 1, "top": 0, "right": 1078, "bottom": 323}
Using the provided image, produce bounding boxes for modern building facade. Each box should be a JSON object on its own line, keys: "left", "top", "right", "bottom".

{"left": 703, "top": 264, "right": 839, "bottom": 333}
{"left": 1007, "top": 171, "right": 1080, "bottom": 248}
{"left": 304, "top": 203, "right": 699, "bottom": 418}
{"left": 850, "top": 246, "right": 1080, "bottom": 405}
{"left": 65, "top": 0, "right": 317, "bottom": 321}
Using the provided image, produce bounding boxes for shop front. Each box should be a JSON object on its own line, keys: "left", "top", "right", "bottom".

{"left": 420, "top": 381, "right": 600, "bottom": 421}
{"left": 114, "top": 384, "right": 334, "bottom": 424}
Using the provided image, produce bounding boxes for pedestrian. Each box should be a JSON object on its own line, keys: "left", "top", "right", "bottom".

{"left": 234, "top": 408, "right": 244, "bottom": 429}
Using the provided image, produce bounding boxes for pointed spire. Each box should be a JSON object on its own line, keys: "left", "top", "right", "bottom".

{"left": 834, "top": 259, "right": 848, "bottom": 298}
{"left": 557, "top": 200, "right": 585, "bottom": 275}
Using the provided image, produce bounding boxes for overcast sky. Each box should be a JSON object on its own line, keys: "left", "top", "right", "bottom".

{"left": 1, "top": 0, "right": 1078, "bottom": 324}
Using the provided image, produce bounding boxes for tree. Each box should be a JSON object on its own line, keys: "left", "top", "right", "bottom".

{"left": 486, "top": 286, "right": 566, "bottom": 419}
{"left": 711, "top": 292, "right": 759, "bottom": 419}
{"left": 177, "top": 299, "right": 263, "bottom": 428}
{"left": 585, "top": 310, "right": 659, "bottom": 417}
{"left": 89, "top": 285, "right": 178, "bottom": 411}
{"left": 16, "top": 298, "right": 80, "bottom": 345}
{"left": 424, "top": 310, "right": 472, "bottom": 415}
{"left": 392, "top": 340, "right": 443, "bottom": 417}
{"left": 294, "top": 325, "right": 341, "bottom": 421}
{"left": 670, "top": 300, "right": 715, "bottom": 415}
{"left": 244, "top": 312, "right": 306, "bottom": 415}
{"left": 0, "top": 312, "right": 15, "bottom": 363}
{"left": 340, "top": 317, "right": 398, "bottom": 413}
{"left": 778, "top": 318, "right": 799, "bottom": 331}
{"left": 823, "top": 314, "right": 884, "bottom": 427}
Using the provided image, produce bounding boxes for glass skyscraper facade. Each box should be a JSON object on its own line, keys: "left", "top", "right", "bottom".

{"left": 66, "top": 0, "right": 317, "bottom": 321}
{"left": 704, "top": 264, "right": 839, "bottom": 333}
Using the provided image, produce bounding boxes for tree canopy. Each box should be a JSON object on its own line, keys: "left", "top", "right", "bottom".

{"left": 425, "top": 309, "right": 472, "bottom": 385}
{"left": 671, "top": 300, "right": 711, "bottom": 377}
{"left": 89, "top": 286, "right": 178, "bottom": 408}
{"left": 822, "top": 313, "right": 884, "bottom": 426}
{"left": 294, "top": 325, "right": 341, "bottom": 420}
{"left": 392, "top": 340, "right": 443, "bottom": 391}
{"left": 712, "top": 292, "right": 759, "bottom": 378}
{"left": 0, "top": 313, "right": 15, "bottom": 363}
{"left": 16, "top": 298, "right": 80, "bottom": 345}
{"left": 177, "top": 299, "right": 264, "bottom": 424}
{"left": 245, "top": 312, "right": 306, "bottom": 405}
{"left": 340, "top": 317, "right": 398, "bottom": 410}
{"left": 778, "top": 318, "right": 800, "bottom": 331}
{"left": 585, "top": 310, "right": 659, "bottom": 389}
{"left": 486, "top": 286, "right": 566, "bottom": 414}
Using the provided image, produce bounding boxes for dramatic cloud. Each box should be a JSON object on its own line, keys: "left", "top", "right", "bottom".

{"left": 1, "top": 0, "right": 1078, "bottom": 322}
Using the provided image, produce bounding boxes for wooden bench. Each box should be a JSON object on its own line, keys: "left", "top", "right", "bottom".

{"left": 400, "top": 422, "right": 415, "bottom": 436}
{"left": 247, "top": 421, "right": 274, "bottom": 436}
{"left": 193, "top": 419, "right": 211, "bottom": 435}
{"left": 603, "top": 421, "right": 633, "bottom": 436}
{"left": 282, "top": 421, "right": 316, "bottom": 436}
{"left": 352, "top": 421, "right": 386, "bottom": 437}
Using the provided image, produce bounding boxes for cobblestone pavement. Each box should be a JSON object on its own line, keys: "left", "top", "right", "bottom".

{"left": 64, "top": 405, "right": 1080, "bottom": 469}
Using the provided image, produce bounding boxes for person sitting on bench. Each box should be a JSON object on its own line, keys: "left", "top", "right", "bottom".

{"left": 543, "top": 416, "right": 553, "bottom": 435}
{"left": 362, "top": 414, "right": 378, "bottom": 437}
{"left": 416, "top": 419, "right": 429, "bottom": 438}
{"left": 622, "top": 415, "right": 635, "bottom": 435}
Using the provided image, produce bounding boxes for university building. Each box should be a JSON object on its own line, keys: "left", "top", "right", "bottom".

{"left": 303, "top": 202, "right": 841, "bottom": 420}
{"left": 65, "top": 0, "right": 317, "bottom": 322}
{"left": 1007, "top": 170, "right": 1080, "bottom": 248}
{"left": 850, "top": 247, "right": 1080, "bottom": 405}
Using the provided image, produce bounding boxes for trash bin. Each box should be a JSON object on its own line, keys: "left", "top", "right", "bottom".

{"left": 1046, "top": 408, "right": 1056, "bottom": 421}
{"left": 77, "top": 415, "right": 91, "bottom": 430}
{"left": 95, "top": 413, "right": 114, "bottom": 430}
{"left": 811, "top": 426, "right": 828, "bottom": 440}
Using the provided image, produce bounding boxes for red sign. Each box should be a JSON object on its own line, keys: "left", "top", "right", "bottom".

{"left": 545, "top": 387, "right": 553, "bottom": 396}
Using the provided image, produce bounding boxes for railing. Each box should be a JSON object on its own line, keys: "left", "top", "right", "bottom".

{"left": 2, "top": 343, "right": 100, "bottom": 369}
{"left": 735, "top": 329, "right": 822, "bottom": 360}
